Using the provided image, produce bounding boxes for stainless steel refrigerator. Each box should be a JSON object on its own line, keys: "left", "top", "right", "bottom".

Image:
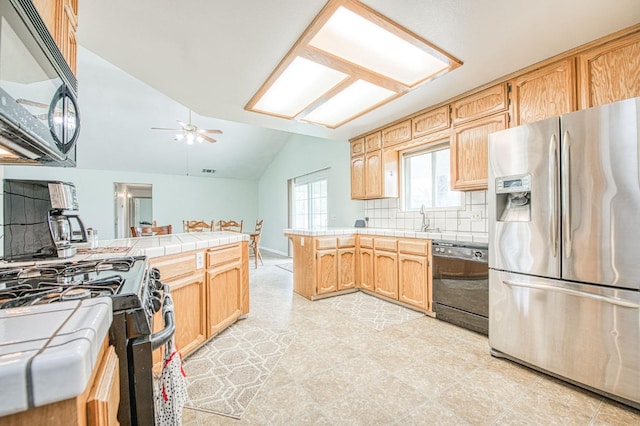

{"left": 488, "top": 97, "right": 640, "bottom": 409}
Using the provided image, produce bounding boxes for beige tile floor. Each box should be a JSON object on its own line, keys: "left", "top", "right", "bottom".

{"left": 182, "top": 252, "right": 640, "bottom": 425}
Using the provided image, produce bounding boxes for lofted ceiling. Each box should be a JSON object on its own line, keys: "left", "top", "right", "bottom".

{"left": 75, "top": 0, "right": 640, "bottom": 178}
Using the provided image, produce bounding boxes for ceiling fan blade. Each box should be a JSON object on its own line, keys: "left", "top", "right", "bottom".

{"left": 200, "top": 134, "right": 217, "bottom": 144}
{"left": 177, "top": 120, "right": 186, "bottom": 127}
{"left": 197, "top": 129, "right": 223, "bottom": 134}
{"left": 16, "top": 98, "right": 49, "bottom": 109}
{"left": 151, "top": 127, "right": 179, "bottom": 131}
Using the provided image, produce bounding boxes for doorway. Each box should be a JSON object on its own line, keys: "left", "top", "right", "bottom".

{"left": 114, "top": 183, "right": 153, "bottom": 238}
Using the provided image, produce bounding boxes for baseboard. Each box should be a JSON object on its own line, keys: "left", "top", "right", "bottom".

{"left": 257, "top": 246, "right": 289, "bottom": 257}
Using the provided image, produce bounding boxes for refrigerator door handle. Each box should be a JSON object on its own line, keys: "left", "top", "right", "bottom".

{"left": 562, "top": 131, "right": 572, "bottom": 257}
{"left": 502, "top": 280, "right": 640, "bottom": 309}
{"left": 549, "top": 134, "right": 559, "bottom": 258}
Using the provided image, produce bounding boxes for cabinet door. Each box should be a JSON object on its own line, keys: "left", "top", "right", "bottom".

{"left": 398, "top": 253, "right": 429, "bottom": 310}
{"left": 382, "top": 119, "right": 412, "bottom": 148}
{"left": 451, "top": 83, "right": 508, "bottom": 125}
{"left": 206, "top": 261, "right": 242, "bottom": 337}
{"left": 578, "top": 32, "right": 640, "bottom": 109}
{"left": 351, "top": 137, "right": 365, "bottom": 156}
{"left": 450, "top": 112, "right": 508, "bottom": 191}
{"left": 338, "top": 248, "right": 356, "bottom": 290}
{"left": 365, "top": 150, "right": 382, "bottom": 198}
{"left": 170, "top": 273, "right": 206, "bottom": 356}
{"left": 510, "top": 58, "right": 576, "bottom": 126}
{"left": 87, "top": 346, "right": 120, "bottom": 426}
{"left": 351, "top": 154, "right": 365, "bottom": 200}
{"left": 412, "top": 105, "right": 450, "bottom": 138}
{"left": 374, "top": 250, "right": 398, "bottom": 300}
{"left": 365, "top": 131, "right": 382, "bottom": 151}
{"left": 359, "top": 248, "right": 374, "bottom": 291}
{"left": 316, "top": 249, "right": 338, "bottom": 294}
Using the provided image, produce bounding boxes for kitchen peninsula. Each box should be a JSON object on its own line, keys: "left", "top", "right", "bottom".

{"left": 285, "top": 228, "right": 487, "bottom": 312}
{"left": 0, "top": 231, "right": 249, "bottom": 424}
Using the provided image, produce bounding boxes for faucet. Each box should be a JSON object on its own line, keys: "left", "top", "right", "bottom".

{"left": 420, "top": 204, "right": 430, "bottom": 232}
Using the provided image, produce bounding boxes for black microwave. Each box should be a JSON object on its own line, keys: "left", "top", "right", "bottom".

{"left": 0, "top": 0, "right": 80, "bottom": 166}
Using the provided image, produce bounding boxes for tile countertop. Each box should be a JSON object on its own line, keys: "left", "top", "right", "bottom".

{"left": 283, "top": 228, "right": 489, "bottom": 244}
{"left": 0, "top": 231, "right": 247, "bottom": 416}
{"left": 0, "top": 231, "right": 250, "bottom": 268}
{"left": 0, "top": 298, "right": 113, "bottom": 417}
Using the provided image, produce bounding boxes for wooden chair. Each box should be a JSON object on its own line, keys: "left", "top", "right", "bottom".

{"left": 218, "top": 220, "right": 243, "bottom": 233}
{"left": 249, "top": 219, "right": 264, "bottom": 268}
{"left": 183, "top": 220, "right": 214, "bottom": 233}
{"left": 131, "top": 224, "right": 172, "bottom": 237}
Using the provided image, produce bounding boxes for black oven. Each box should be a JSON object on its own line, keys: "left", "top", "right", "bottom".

{"left": 432, "top": 241, "right": 489, "bottom": 335}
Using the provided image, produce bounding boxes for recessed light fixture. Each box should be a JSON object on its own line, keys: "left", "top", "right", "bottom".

{"left": 245, "top": 0, "right": 462, "bottom": 129}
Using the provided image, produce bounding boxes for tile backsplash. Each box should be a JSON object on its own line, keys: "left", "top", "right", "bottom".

{"left": 364, "top": 190, "right": 488, "bottom": 234}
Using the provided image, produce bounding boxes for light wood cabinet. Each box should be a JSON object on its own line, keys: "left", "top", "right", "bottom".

{"left": 412, "top": 105, "right": 450, "bottom": 138}
{"left": 365, "top": 131, "right": 382, "bottom": 151}
{"left": 206, "top": 243, "right": 245, "bottom": 338}
{"left": 450, "top": 112, "right": 508, "bottom": 191}
{"left": 510, "top": 59, "right": 576, "bottom": 126}
{"left": 373, "top": 238, "right": 398, "bottom": 300}
{"left": 317, "top": 248, "right": 338, "bottom": 295}
{"left": 150, "top": 251, "right": 206, "bottom": 367}
{"left": 1, "top": 340, "right": 118, "bottom": 426}
{"left": 397, "top": 239, "right": 431, "bottom": 311}
{"left": 451, "top": 83, "right": 508, "bottom": 125}
{"left": 32, "top": 0, "right": 78, "bottom": 73}
{"left": 350, "top": 155, "right": 365, "bottom": 199}
{"left": 338, "top": 237, "right": 356, "bottom": 291}
{"left": 577, "top": 32, "right": 640, "bottom": 109}
{"left": 382, "top": 119, "right": 412, "bottom": 148}
{"left": 351, "top": 137, "right": 365, "bottom": 156}
{"left": 357, "top": 247, "right": 374, "bottom": 291}
{"left": 86, "top": 346, "right": 120, "bottom": 426}
{"left": 365, "top": 150, "right": 382, "bottom": 198}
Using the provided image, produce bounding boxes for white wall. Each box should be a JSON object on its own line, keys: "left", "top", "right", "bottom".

{"left": 258, "top": 134, "right": 364, "bottom": 255}
{"left": 1, "top": 166, "right": 258, "bottom": 240}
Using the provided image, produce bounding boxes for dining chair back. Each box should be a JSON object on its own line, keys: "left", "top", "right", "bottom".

{"left": 250, "top": 219, "right": 264, "bottom": 268}
{"left": 131, "top": 224, "right": 172, "bottom": 237}
{"left": 183, "top": 220, "right": 214, "bottom": 233}
{"left": 218, "top": 220, "right": 243, "bottom": 233}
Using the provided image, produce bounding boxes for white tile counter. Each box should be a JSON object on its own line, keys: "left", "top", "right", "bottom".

{"left": 0, "top": 298, "right": 112, "bottom": 416}
{"left": 283, "top": 228, "right": 489, "bottom": 244}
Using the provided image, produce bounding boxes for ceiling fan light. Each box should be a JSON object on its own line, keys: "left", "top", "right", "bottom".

{"left": 196, "top": 135, "right": 204, "bottom": 143}
{"left": 175, "top": 133, "right": 184, "bottom": 141}
{"left": 186, "top": 133, "right": 195, "bottom": 144}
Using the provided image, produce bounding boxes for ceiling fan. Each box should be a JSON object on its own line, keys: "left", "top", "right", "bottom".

{"left": 151, "top": 109, "right": 222, "bottom": 144}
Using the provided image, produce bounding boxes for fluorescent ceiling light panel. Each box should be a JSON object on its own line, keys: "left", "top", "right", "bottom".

{"left": 303, "top": 80, "right": 395, "bottom": 127}
{"left": 309, "top": 7, "right": 449, "bottom": 86}
{"left": 252, "top": 56, "right": 347, "bottom": 117}
{"left": 245, "top": 0, "right": 461, "bottom": 128}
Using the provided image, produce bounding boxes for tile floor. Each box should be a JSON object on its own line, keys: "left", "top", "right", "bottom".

{"left": 182, "top": 252, "right": 640, "bottom": 425}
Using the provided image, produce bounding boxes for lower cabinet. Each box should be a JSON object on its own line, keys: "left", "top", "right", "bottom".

{"left": 358, "top": 247, "right": 374, "bottom": 291}
{"left": 87, "top": 345, "right": 120, "bottom": 425}
{"left": 398, "top": 239, "right": 431, "bottom": 311}
{"left": 374, "top": 249, "right": 398, "bottom": 299}
{"left": 338, "top": 247, "right": 356, "bottom": 290}
{"left": 373, "top": 238, "right": 398, "bottom": 300}
{"left": 206, "top": 243, "right": 247, "bottom": 338}
{"left": 317, "top": 248, "right": 338, "bottom": 295}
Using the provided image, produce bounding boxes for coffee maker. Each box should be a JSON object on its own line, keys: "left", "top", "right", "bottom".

{"left": 3, "top": 180, "right": 87, "bottom": 261}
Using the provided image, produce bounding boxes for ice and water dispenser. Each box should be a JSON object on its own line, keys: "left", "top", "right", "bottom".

{"left": 494, "top": 174, "right": 532, "bottom": 222}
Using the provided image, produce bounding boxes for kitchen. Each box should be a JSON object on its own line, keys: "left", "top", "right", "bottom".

{"left": 1, "top": 0, "right": 640, "bottom": 424}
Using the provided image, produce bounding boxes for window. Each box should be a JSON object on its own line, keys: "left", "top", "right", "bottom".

{"left": 402, "top": 143, "right": 461, "bottom": 210}
{"left": 292, "top": 172, "right": 328, "bottom": 229}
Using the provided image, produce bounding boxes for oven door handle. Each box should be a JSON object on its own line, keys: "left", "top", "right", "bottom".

{"left": 150, "top": 285, "right": 176, "bottom": 351}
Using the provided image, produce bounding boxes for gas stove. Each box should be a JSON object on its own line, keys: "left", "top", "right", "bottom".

{"left": 0, "top": 256, "right": 161, "bottom": 318}
{"left": 0, "top": 255, "right": 171, "bottom": 425}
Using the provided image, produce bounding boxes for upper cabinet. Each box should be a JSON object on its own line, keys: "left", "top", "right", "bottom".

{"left": 32, "top": 0, "right": 79, "bottom": 74}
{"left": 350, "top": 131, "right": 398, "bottom": 200}
{"left": 450, "top": 112, "right": 508, "bottom": 191}
{"left": 412, "top": 105, "right": 450, "bottom": 139}
{"left": 382, "top": 119, "right": 412, "bottom": 148}
{"left": 577, "top": 32, "right": 640, "bottom": 109}
{"left": 451, "top": 83, "right": 508, "bottom": 125}
{"left": 510, "top": 59, "right": 577, "bottom": 126}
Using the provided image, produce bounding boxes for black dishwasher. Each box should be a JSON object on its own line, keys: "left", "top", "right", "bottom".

{"left": 432, "top": 240, "right": 489, "bottom": 335}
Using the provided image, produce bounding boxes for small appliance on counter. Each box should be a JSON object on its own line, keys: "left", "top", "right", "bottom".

{"left": 3, "top": 179, "right": 87, "bottom": 261}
